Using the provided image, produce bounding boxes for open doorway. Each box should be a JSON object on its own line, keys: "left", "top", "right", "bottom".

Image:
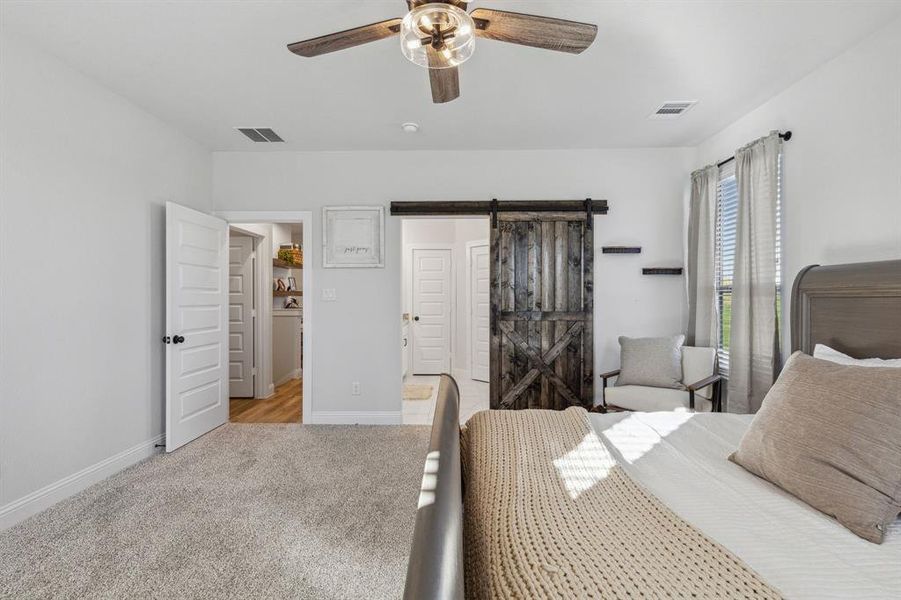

{"left": 400, "top": 218, "right": 490, "bottom": 425}
{"left": 164, "top": 205, "right": 312, "bottom": 451}
{"left": 225, "top": 219, "right": 308, "bottom": 423}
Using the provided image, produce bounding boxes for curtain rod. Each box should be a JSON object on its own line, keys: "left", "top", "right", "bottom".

{"left": 716, "top": 131, "right": 792, "bottom": 169}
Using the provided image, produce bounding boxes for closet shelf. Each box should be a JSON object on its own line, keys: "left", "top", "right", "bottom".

{"left": 273, "top": 290, "right": 303, "bottom": 297}
{"left": 273, "top": 258, "right": 302, "bottom": 269}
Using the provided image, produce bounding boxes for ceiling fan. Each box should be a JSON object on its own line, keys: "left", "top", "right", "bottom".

{"left": 287, "top": 0, "right": 597, "bottom": 103}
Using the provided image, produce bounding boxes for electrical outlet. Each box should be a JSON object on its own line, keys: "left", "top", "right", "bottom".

{"left": 322, "top": 288, "right": 337, "bottom": 302}
{"left": 351, "top": 381, "right": 361, "bottom": 396}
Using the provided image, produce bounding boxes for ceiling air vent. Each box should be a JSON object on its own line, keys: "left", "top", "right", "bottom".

{"left": 236, "top": 127, "right": 285, "bottom": 143}
{"left": 649, "top": 101, "right": 697, "bottom": 119}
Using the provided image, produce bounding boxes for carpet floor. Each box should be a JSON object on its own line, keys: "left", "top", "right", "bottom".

{"left": 0, "top": 424, "right": 429, "bottom": 599}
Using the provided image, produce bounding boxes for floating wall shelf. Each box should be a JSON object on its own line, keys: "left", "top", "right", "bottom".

{"left": 273, "top": 258, "right": 302, "bottom": 269}
{"left": 602, "top": 246, "right": 642, "bottom": 254}
{"left": 642, "top": 268, "right": 683, "bottom": 275}
{"left": 273, "top": 290, "right": 303, "bottom": 297}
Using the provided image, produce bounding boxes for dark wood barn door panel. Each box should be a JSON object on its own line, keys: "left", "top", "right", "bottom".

{"left": 489, "top": 214, "right": 593, "bottom": 409}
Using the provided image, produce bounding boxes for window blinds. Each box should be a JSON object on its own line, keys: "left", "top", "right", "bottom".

{"left": 715, "top": 162, "right": 738, "bottom": 373}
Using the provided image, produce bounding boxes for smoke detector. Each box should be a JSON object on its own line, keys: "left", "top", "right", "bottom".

{"left": 401, "top": 122, "right": 420, "bottom": 134}
{"left": 649, "top": 101, "right": 697, "bottom": 119}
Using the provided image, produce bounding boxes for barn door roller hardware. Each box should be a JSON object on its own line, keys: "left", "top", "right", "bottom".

{"left": 390, "top": 199, "right": 608, "bottom": 218}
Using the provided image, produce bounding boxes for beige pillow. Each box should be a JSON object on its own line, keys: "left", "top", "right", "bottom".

{"left": 730, "top": 351, "right": 901, "bottom": 543}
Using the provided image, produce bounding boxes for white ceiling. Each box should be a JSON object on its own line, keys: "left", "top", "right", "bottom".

{"left": 3, "top": 1, "right": 899, "bottom": 151}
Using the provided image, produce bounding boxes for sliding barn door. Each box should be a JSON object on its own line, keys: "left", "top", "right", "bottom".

{"left": 490, "top": 214, "right": 593, "bottom": 409}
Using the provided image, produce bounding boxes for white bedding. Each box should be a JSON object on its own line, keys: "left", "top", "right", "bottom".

{"left": 587, "top": 411, "right": 901, "bottom": 600}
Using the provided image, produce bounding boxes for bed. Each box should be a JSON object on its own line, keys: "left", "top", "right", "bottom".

{"left": 403, "top": 259, "right": 901, "bottom": 600}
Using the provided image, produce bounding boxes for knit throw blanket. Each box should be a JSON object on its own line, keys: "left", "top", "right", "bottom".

{"left": 461, "top": 407, "right": 782, "bottom": 599}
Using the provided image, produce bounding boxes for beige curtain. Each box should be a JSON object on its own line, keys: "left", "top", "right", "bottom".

{"left": 728, "top": 132, "right": 783, "bottom": 413}
{"left": 687, "top": 165, "right": 719, "bottom": 347}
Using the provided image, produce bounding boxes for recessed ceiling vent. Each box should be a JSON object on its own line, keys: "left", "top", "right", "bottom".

{"left": 236, "top": 127, "right": 284, "bottom": 142}
{"left": 649, "top": 101, "right": 697, "bottom": 119}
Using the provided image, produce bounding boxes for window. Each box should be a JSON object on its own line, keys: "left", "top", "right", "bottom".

{"left": 714, "top": 157, "right": 783, "bottom": 375}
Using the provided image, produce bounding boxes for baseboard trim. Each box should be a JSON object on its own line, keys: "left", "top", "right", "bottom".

{"left": 306, "top": 411, "right": 402, "bottom": 425}
{"left": 273, "top": 370, "right": 301, "bottom": 388}
{"left": 0, "top": 433, "right": 164, "bottom": 531}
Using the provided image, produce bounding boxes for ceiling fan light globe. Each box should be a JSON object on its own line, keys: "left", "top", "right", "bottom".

{"left": 400, "top": 3, "right": 475, "bottom": 69}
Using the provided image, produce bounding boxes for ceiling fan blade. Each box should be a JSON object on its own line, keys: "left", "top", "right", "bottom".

{"left": 287, "top": 18, "right": 403, "bottom": 57}
{"left": 427, "top": 48, "right": 460, "bottom": 103}
{"left": 428, "top": 66, "right": 460, "bottom": 103}
{"left": 469, "top": 8, "right": 597, "bottom": 54}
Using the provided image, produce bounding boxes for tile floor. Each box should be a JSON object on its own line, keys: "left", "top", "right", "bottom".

{"left": 402, "top": 374, "right": 489, "bottom": 425}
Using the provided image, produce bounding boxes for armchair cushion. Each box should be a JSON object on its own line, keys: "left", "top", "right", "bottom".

{"left": 605, "top": 385, "right": 713, "bottom": 413}
{"left": 615, "top": 335, "right": 685, "bottom": 389}
{"left": 682, "top": 346, "right": 717, "bottom": 399}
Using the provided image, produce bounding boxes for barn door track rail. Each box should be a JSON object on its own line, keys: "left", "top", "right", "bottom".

{"left": 389, "top": 199, "right": 609, "bottom": 223}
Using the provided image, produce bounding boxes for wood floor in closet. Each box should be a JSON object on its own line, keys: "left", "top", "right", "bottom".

{"left": 230, "top": 378, "right": 302, "bottom": 423}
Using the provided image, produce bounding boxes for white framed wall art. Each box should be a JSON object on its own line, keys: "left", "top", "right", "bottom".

{"left": 322, "top": 206, "right": 385, "bottom": 268}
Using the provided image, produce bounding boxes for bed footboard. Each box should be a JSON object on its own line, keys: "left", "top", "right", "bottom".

{"left": 403, "top": 374, "right": 465, "bottom": 600}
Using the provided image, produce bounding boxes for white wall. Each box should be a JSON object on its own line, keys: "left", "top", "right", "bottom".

{"left": 213, "top": 148, "right": 694, "bottom": 418}
{"left": 695, "top": 17, "right": 901, "bottom": 354}
{"left": 271, "top": 223, "right": 294, "bottom": 253}
{"left": 0, "top": 34, "right": 211, "bottom": 524}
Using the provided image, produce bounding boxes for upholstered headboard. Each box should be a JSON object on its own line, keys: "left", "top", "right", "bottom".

{"left": 791, "top": 260, "right": 901, "bottom": 359}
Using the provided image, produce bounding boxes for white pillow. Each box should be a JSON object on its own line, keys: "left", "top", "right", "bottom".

{"left": 813, "top": 344, "right": 901, "bottom": 368}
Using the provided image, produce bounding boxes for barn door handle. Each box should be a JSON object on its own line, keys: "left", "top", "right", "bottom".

{"left": 173, "top": 335, "right": 185, "bottom": 344}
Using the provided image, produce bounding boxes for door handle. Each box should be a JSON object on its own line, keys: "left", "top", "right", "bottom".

{"left": 173, "top": 335, "right": 185, "bottom": 344}
{"left": 403, "top": 338, "right": 408, "bottom": 347}
{"left": 413, "top": 316, "right": 420, "bottom": 321}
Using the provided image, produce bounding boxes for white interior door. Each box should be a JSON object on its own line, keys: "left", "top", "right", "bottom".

{"left": 228, "top": 233, "right": 254, "bottom": 398}
{"left": 412, "top": 248, "right": 452, "bottom": 374}
{"left": 166, "top": 202, "right": 229, "bottom": 452}
{"left": 469, "top": 244, "right": 490, "bottom": 382}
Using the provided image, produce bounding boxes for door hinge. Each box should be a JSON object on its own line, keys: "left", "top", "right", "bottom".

{"left": 252, "top": 367, "right": 257, "bottom": 376}
{"left": 251, "top": 252, "right": 256, "bottom": 260}
{"left": 251, "top": 309, "right": 256, "bottom": 318}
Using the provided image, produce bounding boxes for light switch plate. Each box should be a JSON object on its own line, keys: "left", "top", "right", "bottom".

{"left": 322, "top": 288, "right": 337, "bottom": 302}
